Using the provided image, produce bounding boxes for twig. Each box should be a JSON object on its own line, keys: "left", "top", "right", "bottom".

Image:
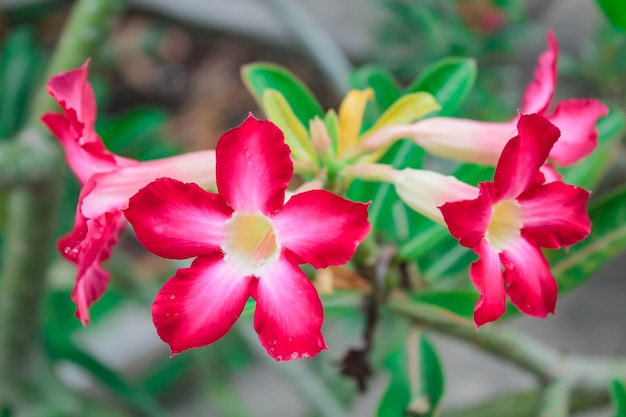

{"left": 259, "top": 0, "right": 353, "bottom": 96}
{"left": 386, "top": 299, "right": 563, "bottom": 381}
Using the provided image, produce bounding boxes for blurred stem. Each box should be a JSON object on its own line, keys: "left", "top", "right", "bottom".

{"left": 386, "top": 299, "right": 562, "bottom": 380}
{"left": 441, "top": 387, "right": 608, "bottom": 417}
{"left": 0, "top": 129, "right": 58, "bottom": 189}
{"left": 538, "top": 378, "right": 571, "bottom": 417}
{"left": 260, "top": 0, "right": 352, "bottom": 96}
{"left": 236, "top": 323, "right": 350, "bottom": 417}
{"left": 0, "top": 0, "right": 127, "bottom": 412}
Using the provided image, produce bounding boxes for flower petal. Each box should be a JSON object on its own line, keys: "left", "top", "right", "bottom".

{"left": 521, "top": 30, "right": 558, "bottom": 115}
{"left": 82, "top": 150, "right": 216, "bottom": 218}
{"left": 124, "top": 178, "right": 232, "bottom": 259}
{"left": 46, "top": 60, "right": 97, "bottom": 135}
{"left": 546, "top": 98, "right": 609, "bottom": 165}
{"left": 216, "top": 115, "right": 292, "bottom": 215}
{"left": 41, "top": 113, "right": 121, "bottom": 183}
{"left": 152, "top": 253, "right": 256, "bottom": 355}
{"left": 373, "top": 118, "right": 515, "bottom": 165}
{"left": 59, "top": 182, "right": 126, "bottom": 325}
{"left": 493, "top": 114, "right": 559, "bottom": 198}
{"left": 253, "top": 255, "right": 327, "bottom": 361}
{"left": 440, "top": 182, "right": 495, "bottom": 249}
{"left": 395, "top": 168, "right": 479, "bottom": 224}
{"left": 470, "top": 239, "right": 507, "bottom": 327}
{"left": 272, "top": 190, "right": 371, "bottom": 268}
{"left": 501, "top": 237, "right": 557, "bottom": 318}
{"left": 519, "top": 181, "right": 590, "bottom": 248}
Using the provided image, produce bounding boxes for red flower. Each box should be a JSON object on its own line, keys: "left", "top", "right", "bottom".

{"left": 42, "top": 61, "right": 215, "bottom": 324}
{"left": 124, "top": 116, "right": 371, "bottom": 361}
{"left": 366, "top": 31, "right": 608, "bottom": 168}
{"left": 439, "top": 114, "right": 591, "bottom": 326}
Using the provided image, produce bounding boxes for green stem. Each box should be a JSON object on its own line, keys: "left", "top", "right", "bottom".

{"left": 0, "top": 0, "right": 127, "bottom": 411}
{"left": 538, "top": 378, "right": 571, "bottom": 417}
{"left": 259, "top": 0, "right": 352, "bottom": 96}
{"left": 0, "top": 129, "right": 58, "bottom": 189}
{"left": 236, "top": 323, "right": 350, "bottom": 417}
{"left": 386, "top": 299, "right": 563, "bottom": 380}
{"left": 441, "top": 387, "right": 608, "bottom": 417}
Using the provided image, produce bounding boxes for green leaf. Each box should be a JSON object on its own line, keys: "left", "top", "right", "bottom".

{"left": 597, "top": 0, "right": 626, "bottom": 32}
{"left": 96, "top": 108, "right": 177, "bottom": 160}
{"left": 241, "top": 62, "right": 324, "bottom": 127}
{"left": 550, "top": 185, "right": 626, "bottom": 294}
{"left": 611, "top": 379, "right": 626, "bottom": 417}
{"left": 0, "top": 27, "right": 44, "bottom": 138}
{"left": 405, "top": 57, "right": 476, "bottom": 116}
{"left": 377, "top": 331, "right": 445, "bottom": 417}
{"left": 262, "top": 89, "right": 317, "bottom": 164}
{"left": 408, "top": 290, "right": 477, "bottom": 320}
{"left": 349, "top": 64, "right": 402, "bottom": 112}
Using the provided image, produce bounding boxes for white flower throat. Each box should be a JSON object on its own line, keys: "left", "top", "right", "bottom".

{"left": 485, "top": 199, "right": 523, "bottom": 252}
{"left": 223, "top": 212, "right": 280, "bottom": 275}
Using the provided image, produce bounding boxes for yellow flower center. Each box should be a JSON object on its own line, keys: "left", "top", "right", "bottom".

{"left": 223, "top": 212, "right": 280, "bottom": 275}
{"left": 485, "top": 199, "right": 523, "bottom": 252}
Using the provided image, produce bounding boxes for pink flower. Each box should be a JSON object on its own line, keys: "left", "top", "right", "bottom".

{"left": 365, "top": 31, "right": 608, "bottom": 168}
{"left": 41, "top": 61, "right": 216, "bottom": 325}
{"left": 123, "top": 116, "right": 371, "bottom": 361}
{"left": 439, "top": 114, "right": 591, "bottom": 326}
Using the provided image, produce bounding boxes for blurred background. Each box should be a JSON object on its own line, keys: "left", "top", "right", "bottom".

{"left": 1, "top": 0, "right": 625, "bottom": 416}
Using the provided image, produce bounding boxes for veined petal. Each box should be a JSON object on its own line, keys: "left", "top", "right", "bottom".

{"left": 546, "top": 98, "right": 609, "bottom": 165}
{"left": 82, "top": 150, "right": 216, "bottom": 218}
{"left": 59, "top": 184, "right": 126, "bottom": 325}
{"left": 369, "top": 118, "right": 515, "bottom": 165}
{"left": 440, "top": 182, "right": 495, "bottom": 249}
{"left": 470, "top": 239, "right": 507, "bottom": 327}
{"left": 493, "top": 114, "right": 559, "bottom": 198}
{"left": 501, "top": 237, "right": 557, "bottom": 318}
{"left": 272, "top": 190, "right": 371, "bottom": 268}
{"left": 395, "top": 169, "right": 479, "bottom": 224}
{"left": 253, "top": 255, "right": 327, "bottom": 361}
{"left": 152, "top": 253, "right": 256, "bottom": 355}
{"left": 124, "top": 178, "right": 232, "bottom": 260}
{"left": 216, "top": 115, "right": 292, "bottom": 215}
{"left": 521, "top": 30, "right": 558, "bottom": 115}
{"left": 519, "top": 181, "right": 590, "bottom": 248}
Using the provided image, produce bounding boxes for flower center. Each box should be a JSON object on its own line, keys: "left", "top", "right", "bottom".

{"left": 485, "top": 199, "right": 522, "bottom": 252}
{"left": 223, "top": 212, "right": 280, "bottom": 275}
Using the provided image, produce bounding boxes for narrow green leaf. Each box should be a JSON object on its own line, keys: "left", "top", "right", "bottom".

{"left": 408, "top": 290, "right": 477, "bottom": 320}
{"left": 550, "top": 185, "right": 626, "bottom": 294}
{"left": 324, "top": 109, "right": 340, "bottom": 155}
{"left": 405, "top": 57, "right": 477, "bottom": 116}
{"left": 362, "top": 92, "right": 440, "bottom": 141}
{"left": 611, "top": 379, "right": 626, "bottom": 417}
{"left": 597, "top": 0, "right": 626, "bottom": 32}
{"left": 49, "top": 344, "right": 168, "bottom": 417}
{"left": 262, "top": 89, "right": 317, "bottom": 164}
{"left": 377, "top": 331, "right": 445, "bottom": 417}
{"left": 349, "top": 64, "right": 402, "bottom": 112}
{"left": 241, "top": 62, "right": 324, "bottom": 127}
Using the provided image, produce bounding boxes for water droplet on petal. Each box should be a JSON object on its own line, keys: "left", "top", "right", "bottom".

{"left": 291, "top": 352, "right": 298, "bottom": 359}
{"left": 64, "top": 247, "right": 71, "bottom": 254}
{"left": 170, "top": 295, "right": 176, "bottom": 300}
